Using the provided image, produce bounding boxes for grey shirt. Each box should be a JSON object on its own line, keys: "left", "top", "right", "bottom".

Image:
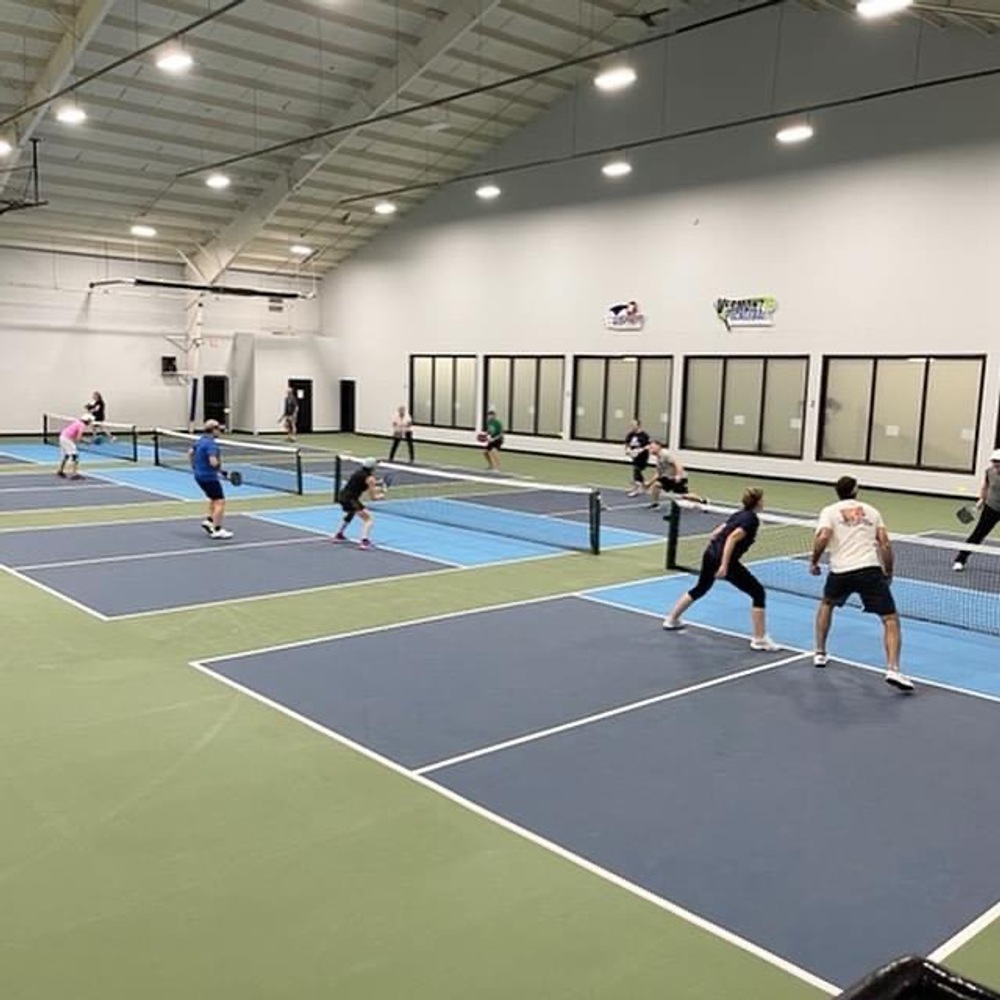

{"left": 985, "top": 465, "right": 1000, "bottom": 512}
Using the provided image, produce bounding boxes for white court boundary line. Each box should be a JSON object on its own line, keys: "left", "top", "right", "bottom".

{"left": 1, "top": 564, "right": 110, "bottom": 621}
{"left": 189, "top": 655, "right": 839, "bottom": 996}
{"left": 415, "top": 651, "right": 809, "bottom": 775}
{"left": 929, "top": 898, "right": 1000, "bottom": 963}
{"left": 0, "top": 481, "right": 126, "bottom": 495}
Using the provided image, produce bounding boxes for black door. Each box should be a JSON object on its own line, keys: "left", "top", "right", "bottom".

{"left": 339, "top": 379, "right": 356, "bottom": 433}
{"left": 203, "top": 375, "right": 229, "bottom": 426}
{"left": 288, "top": 379, "right": 313, "bottom": 434}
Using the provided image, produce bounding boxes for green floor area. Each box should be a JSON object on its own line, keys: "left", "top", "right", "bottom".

{"left": 1, "top": 434, "right": 996, "bottom": 999}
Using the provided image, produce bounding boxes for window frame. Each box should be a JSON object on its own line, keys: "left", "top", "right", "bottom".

{"left": 483, "top": 354, "right": 565, "bottom": 438}
{"left": 408, "top": 354, "right": 478, "bottom": 431}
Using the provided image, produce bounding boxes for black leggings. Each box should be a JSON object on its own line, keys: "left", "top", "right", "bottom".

{"left": 631, "top": 451, "right": 649, "bottom": 484}
{"left": 388, "top": 432, "right": 414, "bottom": 462}
{"left": 688, "top": 550, "right": 766, "bottom": 609}
{"left": 956, "top": 503, "right": 1000, "bottom": 565}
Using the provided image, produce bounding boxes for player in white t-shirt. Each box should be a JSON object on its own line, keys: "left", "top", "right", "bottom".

{"left": 809, "top": 476, "right": 913, "bottom": 692}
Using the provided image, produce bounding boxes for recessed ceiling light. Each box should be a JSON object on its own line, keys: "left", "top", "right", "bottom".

{"left": 601, "top": 160, "right": 632, "bottom": 179}
{"left": 205, "top": 172, "right": 231, "bottom": 190}
{"left": 156, "top": 47, "right": 194, "bottom": 74}
{"left": 130, "top": 224, "right": 157, "bottom": 238}
{"left": 373, "top": 201, "right": 397, "bottom": 216}
{"left": 56, "top": 104, "right": 86, "bottom": 125}
{"left": 776, "top": 123, "right": 814, "bottom": 144}
{"left": 594, "top": 66, "right": 637, "bottom": 92}
{"left": 290, "top": 244, "right": 313, "bottom": 256}
{"left": 476, "top": 184, "right": 501, "bottom": 201}
{"left": 0, "top": 138, "right": 12, "bottom": 157}
{"left": 856, "top": 0, "right": 912, "bottom": 17}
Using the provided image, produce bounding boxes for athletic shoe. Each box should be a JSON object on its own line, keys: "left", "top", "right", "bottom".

{"left": 332, "top": 532, "right": 346, "bottom": 543}
{"left": 359, "top": 538, "right": 372, "bottom": 549}
{"left": 750, "top": 636, "right": 780, "bottom": 651}
{"left": 626, "top": 488, "right": 641, "bottom": 497}
{"left": 211, "top": 528, "right": 234, "bottom": 539}
{"left": 952, "top": 561, "right": 965, "bottom": 572}
{"left": 884, "top": 670, "right": 914, "bottom": 692}
{"left": 56, "top": 471, "right": 67, "bottom": 478}
{"left": 201, "top": 519, "right": 215, "bottom": 536}
{"left": 662, "top": 618, "right": 686, "bottom": 630}
{"left": 813, "top": 653, "right": 829, "bottom": 668}
{"left": 646, "top": 502, "right": 660, "bottom": 509}
{"left": 70, "top": 474, "right": 83, "bottom": 480}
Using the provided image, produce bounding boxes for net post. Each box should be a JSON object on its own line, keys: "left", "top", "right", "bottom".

{"left": 665, "top": 500, "right": 681, "bottom": 570}
{"left": 589, "top": 490, "right": 601, "bottom": 555}
{"left": 42, "top": 413, "right": 50, "bottom": 445}
{"left": 334, "top": 455, "right": 342, "bottom": 503}
{"left": 153, "top": 429, "right": 161, "bottom": 467}
{"left": 294, "top": 450, "right": 303, "bottom": 495}
{"left": 128, "top": 425, "right": 138, "bottom": 463}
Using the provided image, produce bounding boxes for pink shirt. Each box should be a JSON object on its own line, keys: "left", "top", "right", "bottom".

{"left": 60, "top": 419, "right": 86, "bottom": 442}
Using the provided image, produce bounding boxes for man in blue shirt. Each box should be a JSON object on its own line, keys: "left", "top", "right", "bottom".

{"left": 189, "top": 419, "right": 233, "bottom": 539}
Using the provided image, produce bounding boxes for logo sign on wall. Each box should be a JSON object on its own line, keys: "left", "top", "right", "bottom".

{"left": 604, "top": 300, "right": 645, "bottom": 332}
{"left": 714, "top": 296, "right": 778, "bottom": 331}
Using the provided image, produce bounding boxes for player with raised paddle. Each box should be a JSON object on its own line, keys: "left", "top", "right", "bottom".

{"left": 333, "top": 457, "right": 383, "bottom": 549}
{"left": 189, "top": 418, "right": 234, "bottom": 539}
{"left": 953, "top": 449, "right": 1000, "bottom": 572}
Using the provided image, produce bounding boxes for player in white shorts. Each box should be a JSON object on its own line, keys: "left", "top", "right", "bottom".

{"left": 57, "top": 413, "right": 93, "bottom": 479}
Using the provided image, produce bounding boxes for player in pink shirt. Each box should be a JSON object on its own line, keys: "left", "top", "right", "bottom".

{"left": 57, "top": 413, "right": 93, "bottom": 479}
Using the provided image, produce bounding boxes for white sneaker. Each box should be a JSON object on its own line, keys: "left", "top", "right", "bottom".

{"left": 201, "top": 519, "right": 215, "bottom": 535}
{"left": 813, "top": 653, "right": 829, "bottom": 668}
{"left": 211, "top": 528, "right": 234, "bottom": 540}
{"left": 750, "top": 636, "right": 780, "bottom": 651}
{"left": 626, "top": 488, "right": 641, "bottom": 497}
{"left": 884, "top": 670, "right": 914, "bottom": 692}
{"left": 662, "top": 618, "right": 686, "bottom": 631}
{"left": 952, "top": 561, "right": 965, "bottom": 572}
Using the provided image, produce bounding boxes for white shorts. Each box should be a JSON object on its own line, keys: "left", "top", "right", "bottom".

{"left": 59, "top": 437, "right": 78, "bottom": 458}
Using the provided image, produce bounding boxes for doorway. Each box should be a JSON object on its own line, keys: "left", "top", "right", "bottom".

{"left": 339, "top": 379, "right": 356, "bottom": 433}
{"left": 288, "top": 378, "right": 313, "bottom": 434}
{"left": 203, "top": 374, "right": 229, "bottom": 426}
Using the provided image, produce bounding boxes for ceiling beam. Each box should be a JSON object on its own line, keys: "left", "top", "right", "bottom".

{"left": 0, "top": 0, "right": 115, "bottom": 199}
{"left": 189, "top": 0, "right": 503, "bottom": 282}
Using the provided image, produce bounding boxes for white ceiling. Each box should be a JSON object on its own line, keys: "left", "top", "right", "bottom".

{"left": 1, "top": 0, "right": 998, "bottom": 278}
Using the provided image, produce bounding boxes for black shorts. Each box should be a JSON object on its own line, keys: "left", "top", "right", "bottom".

{"left": 823, "top": 566, "right": 896, "bottom": 616}
{"left": 486, "top": 436, "right": 503, "bottom": 451}
{"left": 196, "top": 477, "right": 224, "bottom": 501}
{"left": 340, "top": 496, "right": 365, "bottom": 514}
{"left": 657, "top": 476, "right": 689, "bottom": 494}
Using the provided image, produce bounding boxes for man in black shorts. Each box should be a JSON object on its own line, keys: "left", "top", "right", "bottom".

{"left": 809, "top": 476, "right": 913, "bottom": 691}
{"left": 333, "top": 457, "right": 381, "bottom": 549}
{"left": 624, "top": 419, "right": 650, "bottom": 497}
{"left": 644, "top": 441, "right": 705, "bottom": 507}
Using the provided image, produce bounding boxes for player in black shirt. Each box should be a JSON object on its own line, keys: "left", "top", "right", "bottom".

{"left": 662, "top": 487, "right": 779, "bottom": 651}
{"left": 333, "top": 458, "right": 382, "bottom": 549}
{"left": 624, "top": 419, "right": 651, "bottom": 496}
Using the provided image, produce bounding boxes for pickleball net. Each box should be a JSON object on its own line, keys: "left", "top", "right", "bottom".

{"left": 154, "top": 429, "right": 303, "bottom": 494}
{"left": 43, "top": 412, "right": 139, "bottom": 462}
{"left": 665, "top": 500, "right": 1000, "bottom": 637}
{"left": 334, "top": 455, "right": 602, "bottom": 554}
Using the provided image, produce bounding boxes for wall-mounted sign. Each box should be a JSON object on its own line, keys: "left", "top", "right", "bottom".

{"left": 714, "top": 296, "right": 777, "bottom": 330}
{"left": 604, "top": 300, "right": 645, "bottom": 332}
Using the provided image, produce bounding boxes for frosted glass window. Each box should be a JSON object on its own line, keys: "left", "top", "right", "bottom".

{"left": 411, "top": 356, "right": 433, "bottom": 425}
{"left": 454, "top": 357, "right": 476, "bottom": 430}
{"left": 486, "top": 357, "right": 510, "bottom": 428}
{"left": 510, "top": 358, "right": 537, "bottom": 434}
{"left": 638, "top": 358, "right": 672, "bottom": 445}
{"left": 869, "top": 359, "right": 924, "bottom": 466}
{"left": 433, "top": 357, "right": 454, "bottom": 426}
{"left": 921, "top": 358, "right": 981, "bottom": 472}
{"left": 683, "top": 358, "right": 724, "bottom": 450}
{"left": 574, "top": 359, "right": 605, "bottom": 439}
{"left": 821, "top": 359, "right": 874, "bottom": 462}
{"left": 537, "top": 358, "right": 564, "bottom": 436}
{"left": 721, "top": 359, "right": 764, "bottom": 452}
{"left": 604, "top": 358, "right": 638, "bottom": 442}
{"left": 761, "top": 358, "right": 807, "bottom": 457}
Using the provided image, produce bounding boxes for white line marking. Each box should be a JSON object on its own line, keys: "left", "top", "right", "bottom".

{"left": 416, "top": 652, "right": 809, "bottom": 776}
{"left": 929, "top": 897, "right": 1000, "bottom": 962}
{"left": 189, "top": 658, "right": 839, "bottom": 996}
{"left": 1, "top": 564, "right": 110, "bottom": 621}
{"left": 15, "top": 534, "right": 324, "bottom": 571}
{"left": 578, "top": 590, "right": 1000, "bottom": 707}
{"left": 0, "top": 482, "right": 125, "bottom": 494}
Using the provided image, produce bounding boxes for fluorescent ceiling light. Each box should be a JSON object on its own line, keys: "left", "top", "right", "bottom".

{"left": 594, "top": 65, "right": 637, "bottom": 92}
{"left": 0, "top": 138, "right": 12, "bottom": 157}
{"left": 776, "top": 123, "right": 814, "bottom": 144}
{"left": 476, "top": 184, "right": 501, "bottom": 200}
{"left": 156, "top": 48, "right": 193, "bottom": 73}
{"left": 290, "top": 244, "right": 313, "bottom": 256}
{"left": 374, "top": 201, "right": 397, "bottom": 215}
{"left": 130, "top": 224, "right": 157, "bottom": 238}
{"left": 56, "top": 104, "right": 86, "bottom": 125}
{"left": 205, "top": 172, "right": 231, "bottom": 189}
{"left": 602, "top": 159, "right": 632, "bottom": 179}
{"left": 856, "top": 0, "right": 912, "bottom": 17}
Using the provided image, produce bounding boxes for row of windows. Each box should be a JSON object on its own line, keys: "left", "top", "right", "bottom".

{"left": 409, "top": 354, "right": 988, "bottom": 474}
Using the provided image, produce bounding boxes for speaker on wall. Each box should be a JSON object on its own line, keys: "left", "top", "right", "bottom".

{"left": 161, "top": 355, "right": 178, "bottom": 375}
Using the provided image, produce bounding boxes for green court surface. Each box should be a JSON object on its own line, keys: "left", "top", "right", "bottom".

{"left": 1, "top": 435, "right": 997, "bottom": 1000}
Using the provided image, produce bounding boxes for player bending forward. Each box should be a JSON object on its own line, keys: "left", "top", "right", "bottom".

{"left": 57, "top": 413, "right": 93, "bottom": 479}
{"left": 810, "top": 476, "right": 913, "bottom": 692}
{"left": 333, "top": 457, "right": 382, "bottom": 548}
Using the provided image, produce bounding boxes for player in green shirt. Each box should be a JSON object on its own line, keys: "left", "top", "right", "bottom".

{"left": 483, "top": 409, "right": 504, "bottom": 471}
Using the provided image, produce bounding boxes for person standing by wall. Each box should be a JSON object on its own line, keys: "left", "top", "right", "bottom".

{"left": 953, "top": 449, "right": 1000, "bottom": 571}
{"left": 388, "top": 404, "right": 415, "bottom": 463}
{"left": 624, "top": 419, "right": 651, "bottom": 497}
{"left": 280, "top": 385, "right": 299, "bottom": 442}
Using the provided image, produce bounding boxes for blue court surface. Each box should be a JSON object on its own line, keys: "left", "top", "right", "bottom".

{"left": 0, "top": 513, "right": 444, "bottom": 618}
{"left": 0, "top": 470, "right": 165, "bottom": 511}
{"left": 196, "top": 592, "right": 1000, "bottom": 990}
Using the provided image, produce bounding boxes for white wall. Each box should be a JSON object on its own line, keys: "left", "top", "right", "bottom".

{"left": 0, "top": 249, "right": 337, "bottom": 433}
{"left": 321, "top": 7, "right": 1000, "bottom": 493}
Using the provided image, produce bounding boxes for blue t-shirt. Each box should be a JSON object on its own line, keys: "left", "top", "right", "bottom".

{"left": 192, "top": 435, "right": 221, "bottom": 481}
{"left": 708, "top": 508, "right": 759, "bottom": 563}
